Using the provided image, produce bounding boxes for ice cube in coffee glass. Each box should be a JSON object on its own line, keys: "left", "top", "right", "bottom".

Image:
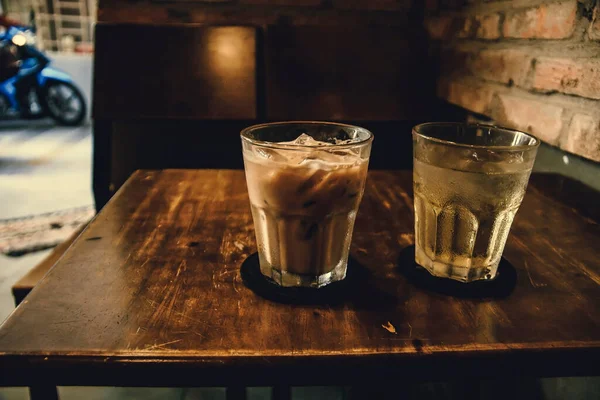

{"left": 241, "top": 122, "right": 373, "bottom": 288}
{"left": 412, "top": 123, "right": 539, "bottom": 283}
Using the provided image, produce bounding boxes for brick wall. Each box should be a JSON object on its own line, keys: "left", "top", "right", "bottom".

{"left": 426, "top": 0, "right": 600, "bottom": 163}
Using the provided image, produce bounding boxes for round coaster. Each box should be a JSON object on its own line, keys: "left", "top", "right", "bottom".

{"left": 396, "top": 246, "right": 517, "bottom": 299}
{"left": 240, "top": 253, "right": 367, "bottom": 305}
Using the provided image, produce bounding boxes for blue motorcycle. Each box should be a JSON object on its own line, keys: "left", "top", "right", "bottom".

{"left": 0, "top": 25, "right": 86, "bottom": 126}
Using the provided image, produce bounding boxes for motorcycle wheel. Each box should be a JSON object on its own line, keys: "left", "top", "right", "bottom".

{"left": 40, "top": 80, "right": 86, "bottom": 126}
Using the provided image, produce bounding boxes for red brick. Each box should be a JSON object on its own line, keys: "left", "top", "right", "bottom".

{"left": 426, "top": 15, "right": 474, "bottom": 39}
{"left": 333, "top": 0, "right": 410, "bottom": 11}
{"left": 589, "top": 4, "right": 600, "bottom": 40}
{"left": 239, "top": 0, "right": 322, "bottom": 5}
{"left": 469, "top": 49, "right": 532, "bottom": 86}
{"left": 502, "top": 1, "right": 577, "bottom": 39}
{"left": 427, "top": 13, "right": 498, "bottom": 40}
{"left": 532, "top": 58, "right": 600, "bottom": 100}
{"left": 457, "top": 17, "right": 474, "bottom": 38}
{"left": 437, "top": 78, "right": 494, "bottom": 114}
{"left": 492, "top": 94, "right": 564, "bottom": 144}
{"left": 474, "top": 14, "right": 500, "bottom": 39}
{"left": 564, "top": 114, "right": 600, "bottom": 162}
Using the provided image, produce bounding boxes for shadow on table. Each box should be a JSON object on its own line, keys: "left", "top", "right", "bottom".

{"left": 241, "top": 245, "right": 517, "bottom": 307}
{"left": 240, "top": 252, "right": 397, "bottom": 309}
{"left": 396, "top": 245, "right": 517, "bottom": 299}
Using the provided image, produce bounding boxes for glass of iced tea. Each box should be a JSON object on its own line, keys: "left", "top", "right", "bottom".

{"left": 413, "top": 123, "right": 539, "bottom": 282}
{"left": 241, "top": 122, "right": 373, "bottom": 288}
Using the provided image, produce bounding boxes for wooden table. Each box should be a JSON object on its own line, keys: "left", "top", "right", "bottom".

{"left": 1, "top": 170, "right": 599, "bottom": 394}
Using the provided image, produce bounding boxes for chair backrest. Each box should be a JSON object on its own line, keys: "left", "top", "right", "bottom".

{"left": 94, "top": 24, "right": 258, "bottom": 120}
{"left": 92, "top": 23, "right": 461, "bottom": 210}
{"left": 264, "top": 25, "right": 426, "bottom": 121}
{"left": 93, "top": 24, "right": 259, "bottom": 209}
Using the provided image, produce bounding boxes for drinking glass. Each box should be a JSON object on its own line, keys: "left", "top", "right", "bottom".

{"left": 241, "top": 122, "right": 373, "bottom": 287}
{"left": 413, "top": 123, "right": 539, "bottom": 282}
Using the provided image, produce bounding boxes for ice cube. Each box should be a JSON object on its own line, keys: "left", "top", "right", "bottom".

{"left": 291, "top": 133, "right": 324, "bottom": 146}
{"left": 280, "top": 133, "right": 330, "bottom": 146}
{"left": 292, "top": 133, "right": 311, "bottom": 145}
{"left": 256, "top": 147, "right": 288, "bottom": 162}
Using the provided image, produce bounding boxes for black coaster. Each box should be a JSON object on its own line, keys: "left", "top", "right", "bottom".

{"left": 240, "top": 252, "right": 368, "bottom": 305}
{"left": 397, "top": 245, "right": 517, "bottom": 299}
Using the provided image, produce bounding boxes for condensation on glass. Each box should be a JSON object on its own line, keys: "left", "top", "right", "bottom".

{"left": 413, "top": 123, "right": 539, "bottom": 282}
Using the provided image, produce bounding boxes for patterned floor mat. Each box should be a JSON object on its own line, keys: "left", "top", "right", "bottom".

{"left": 0, "top": 206, "right": 95, "bottom": 256}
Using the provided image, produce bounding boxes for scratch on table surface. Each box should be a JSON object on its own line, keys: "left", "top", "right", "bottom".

{"left": 398, "top": 233, "right": 415, "bottom": 247}
{"left": 540, "top": 237, "right": 600, "bottom": 286}
{"left": 168, "top": 193, "right": 184, "bottom": 218}
{"left": 173, "top": 330, "right": 206, "bottom": 339}
{"left": 524, "top": 261, "right": 546, "bottom": 288}
{"left": 146, "top": 284, "right": 179, "bottom": 327}
{"left": 175, "top": 260, "right": 187, "bottom": 278}
{"left": 212, "top": 270, "right": 219, "bottom": 289}
{"left": 50, "top": 320, "right": 79, "bottom": 325}
{"left": 233, "top": 275, "right": 241, "bottom": 294}
{"left": 399, "top": 191, "right": 414, "bottom": 210}
{"left": 218, "top": 269, "right": 236, "bottom": 278}
{"left": 382, "top": 321, "right": 397, "bottom": 334}
{"left": 144, "top": 339, "right": 183, "bottom": 351}
{"left": 139, "top": 257, "right": 150, "bottom": 270}
{"left": 137, "top": 231, "right": 158, "bottom": 259}
{"left": 144, "top": 296, "right": 212, "bottom": 328}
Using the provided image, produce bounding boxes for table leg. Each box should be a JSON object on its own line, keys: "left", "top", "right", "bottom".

{"left": 349, "top": 384, "right": 412, "bottom": 399}
{"left": 29, "top": 385, "right": 59, "bottom": 400}
{"left": 226, "top": 386, "right": 247, "bottom": 400}
{"left": 272, "top": 385, "right": 291, "bottom": 400}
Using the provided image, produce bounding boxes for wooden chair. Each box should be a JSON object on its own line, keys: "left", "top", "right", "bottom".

{"left": 12, "top": 227, "right": 85, "bottom": 306}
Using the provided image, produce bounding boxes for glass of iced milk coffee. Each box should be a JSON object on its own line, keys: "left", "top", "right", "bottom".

{"left": 413, "top": 123, "right": 539, "bottom": 283}
{"left": 241, "top": 122, "right": 373, "bottom": 288}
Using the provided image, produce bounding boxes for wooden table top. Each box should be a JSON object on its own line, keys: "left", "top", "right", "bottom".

{"left": 1, "top": 170, "right": 599, "bottom": 387}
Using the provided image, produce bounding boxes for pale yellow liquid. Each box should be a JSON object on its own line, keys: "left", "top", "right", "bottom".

{"left": 414, "top": 159, "right": 531, "bottom": 282}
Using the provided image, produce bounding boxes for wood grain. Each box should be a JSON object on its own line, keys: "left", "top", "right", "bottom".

{"left": 11, "top": 225, "right": 86, "bottom": 306}
{"left": 0, "top": 170, "right": 599, "bottom": 387}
